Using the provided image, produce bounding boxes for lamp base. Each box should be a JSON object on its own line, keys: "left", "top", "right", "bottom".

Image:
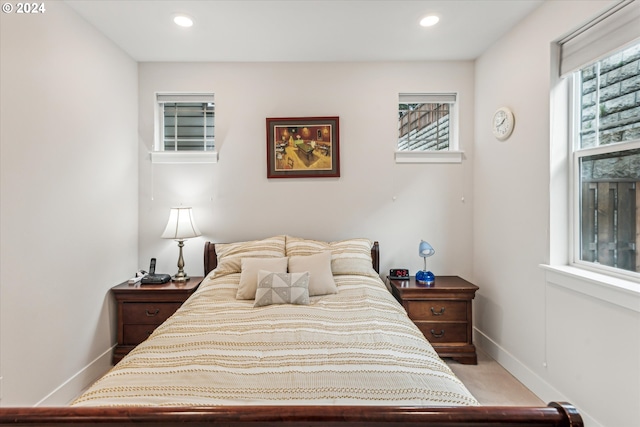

{"left": 415, "top": 270, "right": 435, "bottom": 286}
{"left": 172, "top": 239, "right": 190, "bottom": 283}
{"left": 172, "top": 272, "right": 190, "bottom": 282}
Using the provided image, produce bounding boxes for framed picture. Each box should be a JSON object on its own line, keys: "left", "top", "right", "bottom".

{"left": 266, "top": 116, "right": 340, "bottom": 178}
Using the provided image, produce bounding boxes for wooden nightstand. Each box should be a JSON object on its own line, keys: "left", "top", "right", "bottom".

{"left": 389, "top": 276, "right": 478, "bottom": 365}
{"left": 111, "top": 278, "right": 202, "bottom": 364}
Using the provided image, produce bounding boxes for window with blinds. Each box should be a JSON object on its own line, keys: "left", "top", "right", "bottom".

{"left": 156, "top": 94, "right": 215, "bottom": 152}
{"left": 398, "top": 93, "right": 456, "bottom": 152}
{"left": 557, "top": 0, "right": 640, "bottom": 278}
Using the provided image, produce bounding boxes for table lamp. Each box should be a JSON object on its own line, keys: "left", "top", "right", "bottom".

{"left": 161, "top": 207, "right": 201, "bottom": 282}
{"left": 415, "top": 240, "right": 435, "bottom": 285}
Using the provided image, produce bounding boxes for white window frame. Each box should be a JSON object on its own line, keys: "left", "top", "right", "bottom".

{"left": 395, "top": 92, "right": 463, "bottom": 164}
{"left": 568, "top": 46, "right": 640, "bottom": 282}
{"left": 152, "top": 93, "right": 218, "bottom": 164}
{"left": 544, "top": 0, "right": 640, "bottom": 311}
{"left": 569, "top": 138, "right": 640, "bottom": 281}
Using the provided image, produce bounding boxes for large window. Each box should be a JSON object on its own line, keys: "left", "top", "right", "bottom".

{"left": 156, "top": 93, "right": 215, "bottom": 152}
{"left": 571, "top": 42, "right": 640, "bottom": 276}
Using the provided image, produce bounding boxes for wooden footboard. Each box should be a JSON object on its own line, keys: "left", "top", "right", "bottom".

{"left": 0, "top": 402, "right": 582, "bottom": 426}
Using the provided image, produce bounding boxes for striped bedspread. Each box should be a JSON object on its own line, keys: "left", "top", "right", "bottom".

{"left": 73, "top": 272, "right": 478, "bottom": 407}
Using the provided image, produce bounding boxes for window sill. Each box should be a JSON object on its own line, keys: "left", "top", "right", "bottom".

{"left": 394, "top": 150, "right": 463, "bottom": 164}
{"left": 150, "top": 151, "right": 218, "bottom": 164}
{"left": 540, "top": 264, "right": 640, "bottom": 313}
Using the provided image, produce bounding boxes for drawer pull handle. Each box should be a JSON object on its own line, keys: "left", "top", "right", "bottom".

{"left": 430, "top": 307, "right": 446, "bottom": 316}
{"left": 145, "top": 309, "right": 160, "bottom": 317}
{"left": 430, "top": 329, "right": 445, "bottom": 338}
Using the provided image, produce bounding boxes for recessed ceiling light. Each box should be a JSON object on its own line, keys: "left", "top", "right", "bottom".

{"left": 420, "top": 15, "right": 440, "bottom": 27}
{"left": 174, "top": 15, "right": 193, "bottom": 28}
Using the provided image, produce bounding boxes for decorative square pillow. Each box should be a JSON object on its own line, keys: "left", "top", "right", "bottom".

{"left": 285, "top": 236, "right": 377, "bottom": 277}
{"left": 213, "top": 235, "right": 286, "bottom": 277}
{"left": 288, "top": 251, "right": 336, "bottom": 296}
{"left": 254, "top": 271, "right": 310, "bottom": 307}
{"left": 236, "top": 257, "right": 289, "bottom": 300}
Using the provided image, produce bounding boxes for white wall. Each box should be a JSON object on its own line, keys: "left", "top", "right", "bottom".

{"left": 138, "top": 62, "right": 475, "bottom": 281}
{"left": 0, "top": 2, "right": 138, "bottom": 405}
{"left": 474, "top": 1, "right": 639, "bottom": 426}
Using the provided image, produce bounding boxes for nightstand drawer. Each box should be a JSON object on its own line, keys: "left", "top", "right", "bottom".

{"left": 414, "top": 322, "right": 468, "bottom": 343}
{"left": 123, "top": 302, "right": 181, "bottom": 324}
{"left": 405, "top": 300, "right": 467, "bottom": 321}
{"left": 123, "top": 324, "right": 158, "bottom": 345}
{"left": 112, "top": 278, "right": 202, "bottom": 365}
{"left": 389, "top": 276, "right": 478, "bottom": 364}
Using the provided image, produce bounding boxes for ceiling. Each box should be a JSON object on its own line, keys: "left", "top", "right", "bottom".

{"left": 65, "top": 0, "right": 543, "bottom": 62}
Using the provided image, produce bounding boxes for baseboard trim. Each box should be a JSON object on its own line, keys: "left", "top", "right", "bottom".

{"left": 35, "top": 346, "right": 114, "bottom": 406}
{"left": 473, "top": 328, "right": 601, "bottom": 427}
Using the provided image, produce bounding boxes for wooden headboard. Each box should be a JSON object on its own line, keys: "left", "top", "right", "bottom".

{"left": 204, "top": 241, "right": 380, "bottom": 276}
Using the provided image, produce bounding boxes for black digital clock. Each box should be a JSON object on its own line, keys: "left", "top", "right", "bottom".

{"left": 389, "top": 269, "right": 410, "bottom": 280}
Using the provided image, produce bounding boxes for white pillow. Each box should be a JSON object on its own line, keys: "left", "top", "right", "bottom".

{"left": 288, "top": 251, "right": 336, "bottom": 296}
{"left": 285, "top": 236, "right": 377, "bottom": 277}
{"left": 236, "top": 257, "right": 288, "bottom": 299}
{"left": 254, "top": 270, "right": 310, "bottom": 307}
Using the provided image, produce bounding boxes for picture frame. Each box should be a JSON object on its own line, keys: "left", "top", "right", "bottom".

{"left": 266, "top": 116, "right": 340, "bottom": 178}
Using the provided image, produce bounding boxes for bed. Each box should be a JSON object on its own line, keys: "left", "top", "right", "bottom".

{"left": 0, "top": 236, "right": 583, "bottom": 426}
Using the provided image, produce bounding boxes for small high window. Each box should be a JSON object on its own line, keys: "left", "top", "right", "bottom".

{"left": 152, "top": 93, "right": 217, "bottom": 164}
{"left": 398, "top": 93, "right": 456, "bottom": 151}
{"left": 396, "top": 93, "right": 461, "bottom": 163}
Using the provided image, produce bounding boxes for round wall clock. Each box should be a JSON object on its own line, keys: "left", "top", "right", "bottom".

{"left": 492, "top": 107, "right": 515, "bottom": 141}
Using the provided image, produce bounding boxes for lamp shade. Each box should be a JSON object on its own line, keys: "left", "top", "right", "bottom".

{"left": 161, "top": 207, "right": 201, "bottom": 240}
{"left": 419, "top": 240, "right": 435, "bottom": 258}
